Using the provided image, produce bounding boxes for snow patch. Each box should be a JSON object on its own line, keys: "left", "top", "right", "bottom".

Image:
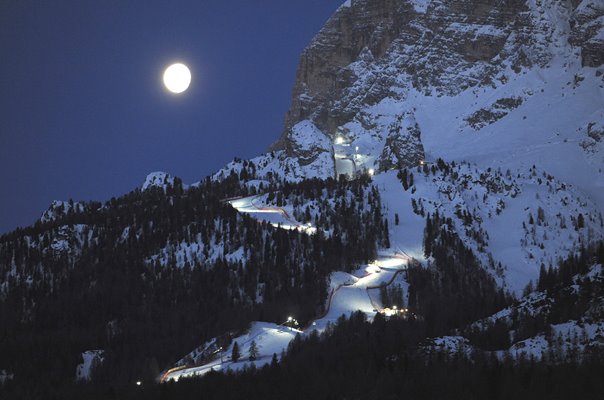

{"left": 424, "top": 336, "right": 474, "bottom": 356}
{"left": 0, "top": 370, "right": 14, "bottom": 384}
{"left": 76, "top": 350, "right": 105, "bottom": 381}
{"left": 409, "top": 0, "right": 430, "bottom": 14}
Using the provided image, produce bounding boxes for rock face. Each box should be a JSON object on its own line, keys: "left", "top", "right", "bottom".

{"left": 378, "top": 111, "right": 424, "bottom": 170}
{"left": 288, "top": 120, "right": 334, "bottom": 166}
{"left": 270, "top": 0, "right": 604, "bottom": 173}
{"left": 569, "top": 0, "right": 604, "bottom": 67}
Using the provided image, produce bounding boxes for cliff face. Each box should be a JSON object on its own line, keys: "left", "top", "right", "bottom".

{"left": 570, "top": 0, "right": 604, "bottom": 67}
{"left": 270, "top": 0, "right": 604, "bottom": 175}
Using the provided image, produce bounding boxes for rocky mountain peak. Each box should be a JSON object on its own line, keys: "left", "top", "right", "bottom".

{"left": 270, "top": 0, "right": 603, "bottom": 177}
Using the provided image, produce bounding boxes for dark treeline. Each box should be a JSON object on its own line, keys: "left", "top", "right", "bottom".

{"left": 70, "top": 311, "right": 604, "bottom": 400}
{"left": 537, "top": 241, "right": 604, "bottom": 292}
{"left": 0, "top": 174, "right": 388, "bottom": 399}
{"left": 468, "top": 241, "right": 604, "bottom": 352}
{"left": 407, "top": 210, "right": 512, "bottom": 336}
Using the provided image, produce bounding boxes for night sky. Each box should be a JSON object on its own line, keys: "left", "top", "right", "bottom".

{"left": 0, "top": 0, "right": 345, "bottom": 233}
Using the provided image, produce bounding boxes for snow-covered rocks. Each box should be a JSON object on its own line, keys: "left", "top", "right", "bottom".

{"left": 40, "top": 200, "right": 86, "bottom": 223}
{"left": 570, "top": 0, "right": 604, "bottom": 67}
{"left": 288, "top": 120, "right": 333, "bottom": 165}
{"left": 142, "top": 171, "right": 176, "bottom": 191}
{"left": 46, "top": 224, "right": 89, "bottom": 256}
{"left": 273, "top": 0, "right": 603, "bottom": 162}
{"left": 465, "top": 96, "right": 525, "bottom": 130}
{"left": 212, "top": 150, "right": 335, "bottom": 183}
{"left": 422, "top": 336, "right": 474, "bottom": 357}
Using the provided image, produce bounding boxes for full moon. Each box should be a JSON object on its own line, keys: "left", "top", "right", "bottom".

{"left": 163, "top": 63, "right": 191, "bottom": 94}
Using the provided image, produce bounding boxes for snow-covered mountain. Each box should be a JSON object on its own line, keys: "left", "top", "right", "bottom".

{"left": 2, "top": 0, "right": 604, "bottom": 397}
{"left": 213, "top": 0, "right": 604, "bottom": 294}
{"left": 163, "top": 0, "right": 604, "bottom": 377}
{"left": 153, "top": 0, "right": 604, "bottom": 379}
{"left": 269, "top": 0, "right": 603, "bottom": 190}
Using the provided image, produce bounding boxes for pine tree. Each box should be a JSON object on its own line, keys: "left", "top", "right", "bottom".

{"left": 424, "top": 214, "right": 433, "bottom": 257}
{"left": 249, "top": 340, "right": 258, "bottom": 361}
{"left": 399, "top": 169, "right": 409, "bottom": 190}
{"left": 380, "top": 286, "right": 389, "bottom": 307}
{"left": 577, "top": 213, "right": 585, "bottom": 230}
{"left": 231, "top": 341, "right": 240, "bottom": 362}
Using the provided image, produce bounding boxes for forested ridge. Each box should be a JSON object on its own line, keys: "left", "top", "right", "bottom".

{"left": 1, "top": 164, "right": 603, "bottom": 399}
{"left": 52, "top": 240, "right": 604, "bottom": 400}
{"left": 0, "top": 174, "right": 388, "bottom": 398}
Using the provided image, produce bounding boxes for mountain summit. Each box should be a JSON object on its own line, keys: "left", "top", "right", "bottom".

{"left": 267, "top": 0, "right": 603, "bottom": 195}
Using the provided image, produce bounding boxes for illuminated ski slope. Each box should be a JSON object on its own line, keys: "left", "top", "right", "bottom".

{"left": 229, "top": 195, "right": 316, "bottom": 234}
{"left": 161, "top": 197, "right": 409, "bottom": 382}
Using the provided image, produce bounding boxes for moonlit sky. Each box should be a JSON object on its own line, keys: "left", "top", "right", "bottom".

{"left": 0, "top": 0, "right": 344, "bottom": 233}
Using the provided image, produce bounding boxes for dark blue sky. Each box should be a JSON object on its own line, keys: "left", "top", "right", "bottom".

{"left": 0, "top": 0, "right": 344, "bottom": 233}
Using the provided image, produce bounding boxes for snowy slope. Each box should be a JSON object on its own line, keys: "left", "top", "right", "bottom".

{"left": 162, "top": 322, "right": 300, "bottom": 382}
{"left": 310, "top": 254, "right": 408, "bottom": 333}
{"left": 375, "top": 163, "right": 603, "bottom": 294}
{"left": 205, "top": 0, "right": 604, "bottom": 297}
{"left": 160, "top": 196, "right": 409, "bottom": 382}
{"left": 414, "top": 61, "right": 604, "bottom": 210}
{"left": 230, "top": 195, "right": 316, "bottom": 234}
{"left": 162, "top": 255, "right": 409, "bottom": 383}
{"left": 425, "top": 262, "right": 604, "bottom": 361}
{"left": 211, "top": 62, "right": 604, "bottom": 294}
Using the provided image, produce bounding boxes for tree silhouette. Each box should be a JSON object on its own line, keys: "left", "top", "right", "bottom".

{"left": 248, "top": 340, "right": 258, "bottom": 361}
{"left": 231, "top": 341, "right": 240, "bottom": 362}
